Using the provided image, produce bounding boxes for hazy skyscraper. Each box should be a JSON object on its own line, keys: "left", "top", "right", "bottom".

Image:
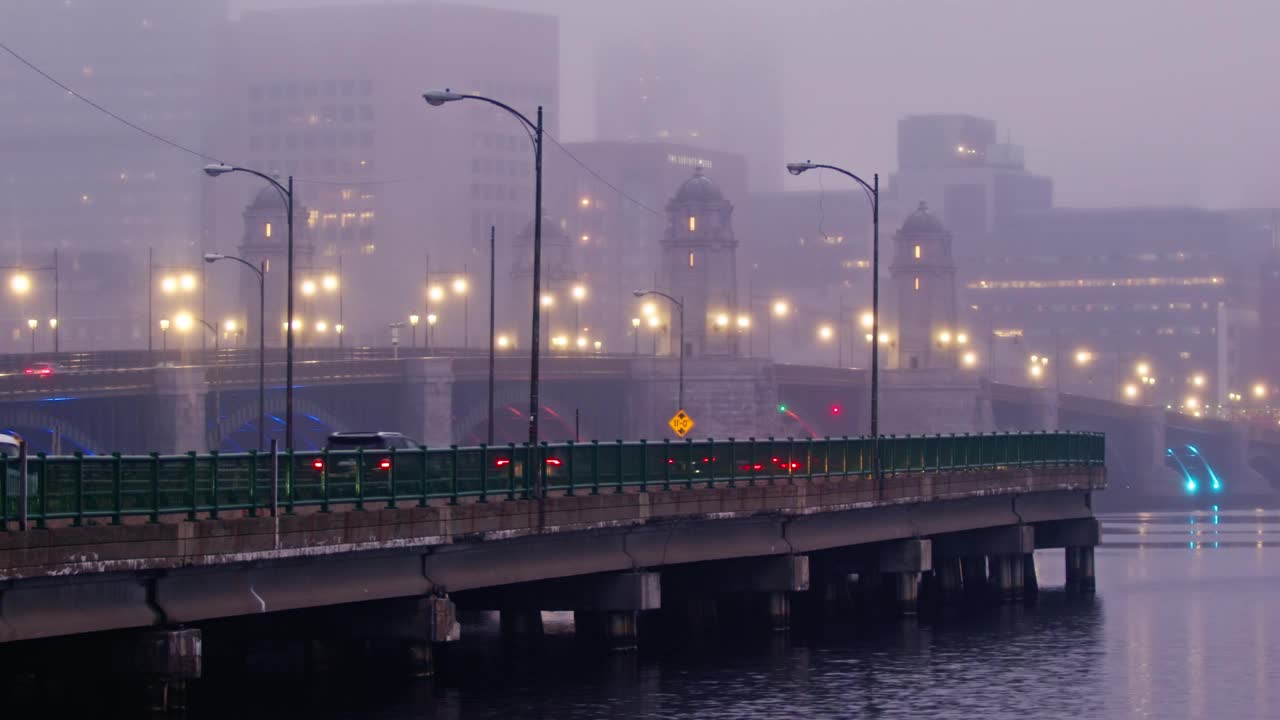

{"left": 594, "top": 39, "right": 782, "bottom": 193}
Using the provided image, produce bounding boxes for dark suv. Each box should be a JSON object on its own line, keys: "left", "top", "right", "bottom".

{"left": 311, "top": 431, "right": 419, "bottom": 474}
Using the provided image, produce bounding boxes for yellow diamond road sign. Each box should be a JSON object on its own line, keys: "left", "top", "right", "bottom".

{"left": 668, "top": 409, "right": 695, "bottom": 437}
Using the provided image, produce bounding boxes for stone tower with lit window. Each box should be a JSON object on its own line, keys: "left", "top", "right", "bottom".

{"left": 890, "top": 201, "right": 957, "bottom": 370}
{"left": 239, "top": 187, "right": 313, "bottom": 347}
{"left": 659, "top": 168, "right": 739, "bottom": 357}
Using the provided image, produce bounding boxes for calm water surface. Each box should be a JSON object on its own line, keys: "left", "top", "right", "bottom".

{"left": 199, "top": 510, "right": 1280, "bottom": 720}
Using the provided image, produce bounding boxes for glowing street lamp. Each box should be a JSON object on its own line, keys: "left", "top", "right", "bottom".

{"left": 160, "top": 276, "right": 178, "bottom": 294}
{"left": 714, "top": 312, "right": 730, "bottom": 330}
{"left": 1124, "top": 384, "right": 1139, "bottom": 399}
{"left": 10, "top": 274, "right": 31, "bottom": 295}
{"left": 962, "top": 350, "right": 978, "bottom": 368}
{"left": 1136, "top": 362, "right": 1151, "bottom": 377}
{"left": 1074, "top": 349, "right": 1093, "bottom": 366}
{"left": 173, "top": 311, "right": 194, "bottom": 333}
{"left": 818, "top": 324, "right": 834, "bottom": 341}
{"left": 497, "top": 334, "right": 511, "bottom": 349}
{"left": 159, "top": 318, "right": 170, "bottom": 351}
{"left": 938, "top": 330, "right": 952, "bottom": 345}
{"left": 410, "top": 313, "right": 421, "bottom": 349}
{"left": 300, "top": 279, "right": 317, "bottom": 296}
{"left": 1191, "top": 373, "right": 1206, "bottom": 388}
{"left": 860, "top": 311, "right": 874, "bottom": 330}
{"left": 322, "top": 274, "right": 339, "bottom": 292}
{"left": 1254, "top": 383, "right": 1269, "bottom": 400}
{"left": 428, "top": 285, "right": 445, "bottom": 302}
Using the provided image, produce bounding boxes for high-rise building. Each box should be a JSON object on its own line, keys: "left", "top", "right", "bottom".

{"left": 212, "top": 2, "right": 559, "bottom": 348}
{"left": 890, "top": 114, "right": 1052, "bottom": 243}
{"left": 594, "top": 40, "right": 783, "bottom": 193}
{"left": 0, "top": 0, "right": 228, "bottom": 350}
{"left": 971, "top": 207, "right": 1268, "bottom": 404}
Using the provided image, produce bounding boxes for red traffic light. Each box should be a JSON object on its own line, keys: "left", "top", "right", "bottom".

{"left": 831, "top": 404, "right": 842, "bottom": 415}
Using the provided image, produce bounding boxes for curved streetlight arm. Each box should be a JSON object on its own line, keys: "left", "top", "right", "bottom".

{"left": 788, "top": 162, "right": 876, "bottom": 209}
{"left": 203, "top": 252, "right": 267, "bottom": 453}
{"left": 206, "top": 253, "right": 264, "bottom": 281}
{"left": 633, "top": 289, "right": 685, "bottom": 411}
{"left": 786, "top": 160, "right": 881, "bottom": 485}
{"left": 425, "top": 91, "right": 538, "bottom": 134}
{"left": 633, "top": 289, "right": 683, "bottom": 310}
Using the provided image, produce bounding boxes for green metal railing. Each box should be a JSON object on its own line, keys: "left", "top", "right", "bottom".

{"left": 0, "top": 431, "right": 1103, "bottom": 528}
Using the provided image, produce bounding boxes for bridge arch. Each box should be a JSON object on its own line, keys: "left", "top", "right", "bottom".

{"left": 454, "top": 385, "right": 583, "bottom": 446}
{"left": 214, "top": 395, "right": 352, "bottom": 451}
{"left": 0, "top": 406, "right": 106, "bottom": 455}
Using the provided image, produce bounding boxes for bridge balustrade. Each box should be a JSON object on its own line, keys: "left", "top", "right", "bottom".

{"left": 0, "top": 431, "right": 1104, "bottom": 527}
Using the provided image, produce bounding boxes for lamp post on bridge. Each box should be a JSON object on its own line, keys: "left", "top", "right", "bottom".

{"left": 204, "top": 252, "right": 267, "bottom": 453}
{"left": 633, "top": 290, "right": 684, "bottom": 412}
{"left": 6, "top": 252, "right": 60, "bottom": 353}
{"left": 423, "top": 88, "right": 546, "bottom": 461}
{"left": 202, "top": 163, "right": 295, "bottom": 451}
{"left": 786, "top": 161, "right": 880, "bottom": 483}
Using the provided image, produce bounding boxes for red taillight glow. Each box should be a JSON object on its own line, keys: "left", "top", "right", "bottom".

{"left": 379, "top": 459, "right": 391, "bottom": 470}
{"left": 495, "top": 458, "right": 511, "bottom": 467}
{"left": 545, "top": 458, "right": 562, "bottom": 466}
{"left": 312, "top": 459, "right": 324, "bottom": 470}
{"left": 23, "top": 368, "right": 32, "bottom": 375}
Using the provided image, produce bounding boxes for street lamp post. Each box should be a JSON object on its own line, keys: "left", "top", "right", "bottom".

{"left": 26, "top": 318, "right": 36, "bottom": 352}
{"left": 424, "top": 88, "right": 546, "bottom": 459}
{"left": 6, "top": 251, "right": 59, "bottom": 353}
{"left": 488, "top": 225, "right": 497, "bottom": 445}
{"left": 159, "top": 318, "right": 170, "bottom": 351}
{"left": 204, "top": 252, "right": 267, "bottom": 453}
{"left": 409, "top": 314, "right": 420, "bottom": 349}
{"left": 633, "top": 290, "right": 685, "bottom": 411}
{"left": 203, "top": 163, "right": 295, "bottom": 450}
{"left": 787, "top": 161, "right": 880, "bottom": 482}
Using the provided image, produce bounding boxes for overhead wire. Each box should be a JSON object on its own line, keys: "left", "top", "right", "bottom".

{"left": 2, "top": 37, "right": 671, "bottom": 217}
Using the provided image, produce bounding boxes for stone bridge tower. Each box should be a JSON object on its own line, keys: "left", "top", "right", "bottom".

{"left": 660, "top": 168, "right": 739, "bottom": 357}
{"left": 890, "top": 202, "right": 957, "bottom": 370}
{"left": 239, "top": 187, "right": 313, "bottom": 347}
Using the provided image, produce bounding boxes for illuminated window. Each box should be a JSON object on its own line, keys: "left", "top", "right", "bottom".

{"left": 688, "top": 215, "right": 696, "bottom": 232}
{"left": 264, "top": 222, "right": 272, "bottom": 238}
{"left": 914, "top": 244, "right": 921, "bottom": 259}
{"left": 914, "top": 277, "right": 920, "bottom": 291}
{"left": 689, "top": 252, "right": 695, "bottom": 268}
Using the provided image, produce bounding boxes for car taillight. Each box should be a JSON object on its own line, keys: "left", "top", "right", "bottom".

{"left": 545, "top": 458, "right": 562, "bottom": 466}
{"left": 38, "top": 368, "right": 51, "bottom": 375}
{"left": 23, "top": 368, "right": 32, "bottom": 375}
{"left": 495, "top": 458, "right": 511, "bottom": 467}
{"left": 379, "top": 459, "right": 391, "bottom": 470}
{"left": 312, "top": 459, "right": 324, "bottom": 471}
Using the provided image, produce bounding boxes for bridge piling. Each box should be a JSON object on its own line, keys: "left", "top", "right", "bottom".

{"left": 1065, "top": 546, "right": 1096, "bottom": 594}
{"left": 1022, "top": 553, "right": 1040, "bottom": 598}
{"left": 135, "top": 628, "right": 201, "bottom": 714}
{"left": 879, "top": 539, "right": 931, "bottom": 616}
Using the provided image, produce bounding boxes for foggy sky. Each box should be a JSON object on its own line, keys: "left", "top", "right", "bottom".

{"left": 229, "top": 0, "right": 1280, "bottom": 209}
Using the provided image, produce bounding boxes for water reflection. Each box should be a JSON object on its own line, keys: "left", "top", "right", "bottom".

{"left": 180, "top": 512, "right": 1280, "bottom": 720}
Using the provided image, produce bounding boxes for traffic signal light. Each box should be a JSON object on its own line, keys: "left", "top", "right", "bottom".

{"left": 830, "top": 404, "right": 842, "bottom": 415}
{"left": 778, "top": 404, "right": 788, "bottom": 413}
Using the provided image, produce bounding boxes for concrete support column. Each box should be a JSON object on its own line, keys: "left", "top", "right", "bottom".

{"left": 400, "top": 358, "right": 456, "bottom": 447}
{"left": 148, "top": 367, "right": 209, "bottom": 454}
{"left": 500, "top": 608, "right": 544, "bottom": 647}
{"left": 879, "top": 539, "right": 931, "bottom": 617}
{"left": 961, "top": 556, "right": 987, "bottom": 597}
{"left": 765, "top": 591, "right": 791, "bottom": 631}
{"left": 575, "top": 610, "right": 639, "bottom": 652}
{"left": 1065, "top": 546, "right": 1096, "bottom": 594}
{"left": 1007, "top": 554, "right": 1025, "bottom": 600}
{"left": 988, "top": 555, "right": 1013, "bottom": 601}
{"left": 934, "top": 557, "right": 964, "bottom": 606}
{"left": 136, "top": 628, "right": 201, "bottom": 713}
{"left": 892, "top": 572, "right": 921, "bottom": 616}
{"left": 1022, "top": 553, "right": 1039, "bottom": 597}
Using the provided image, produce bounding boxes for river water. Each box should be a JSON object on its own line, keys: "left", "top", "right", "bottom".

{"left": 196, "top": 510, "right": 1280, "bottom": 720}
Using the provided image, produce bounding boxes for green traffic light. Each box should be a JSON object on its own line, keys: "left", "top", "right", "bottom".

{"left": 778, "top": 404, "right": 788, "bottom": 413}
